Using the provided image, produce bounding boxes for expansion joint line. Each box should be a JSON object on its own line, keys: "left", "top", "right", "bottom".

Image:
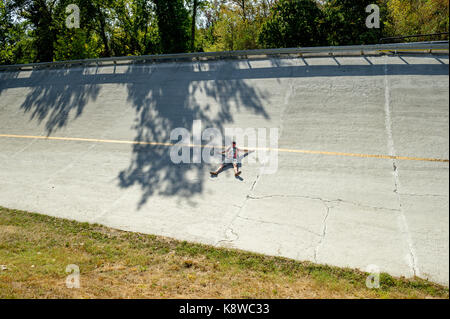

{"left": 279, "top": 70, "right": 295, "bottom": 140}
{"left": 384, "top": 56, "right": 419, "bottom": 277}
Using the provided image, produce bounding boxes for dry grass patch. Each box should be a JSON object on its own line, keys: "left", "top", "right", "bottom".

{"left": 0, "top": 206, "right": 448, "bottom": 299}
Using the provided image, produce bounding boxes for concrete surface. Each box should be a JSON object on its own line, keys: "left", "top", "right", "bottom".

{"left": 0, "top": 55, "right": 448, "bottom": 286}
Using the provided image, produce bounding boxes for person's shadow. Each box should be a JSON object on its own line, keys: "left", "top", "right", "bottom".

{"left": 210, "top": 151, "right": 254, "bottom": 181}
{"left": 214, "top": 163, "right": 243, "bottom": 180}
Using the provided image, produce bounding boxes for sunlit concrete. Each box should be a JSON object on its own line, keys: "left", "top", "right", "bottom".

{"left": 0, "top": 55, "right": 448, "bottom": 285}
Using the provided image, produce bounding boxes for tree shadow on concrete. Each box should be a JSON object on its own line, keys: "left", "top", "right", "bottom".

{"left": 118, "top": 60, "right": 269, "bottom": 208}
{"left": 1, "top": 68, "right": 100, "bottom": 135}
{"left": 1, "top": 56, "right": 447, "bottom": 208}
{"left": 0, "top": 61, "right": 270, "bottom": 209}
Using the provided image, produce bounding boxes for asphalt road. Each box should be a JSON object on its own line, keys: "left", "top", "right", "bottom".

{"left": 0, "top": 55, "right": 448, "bottom": 286}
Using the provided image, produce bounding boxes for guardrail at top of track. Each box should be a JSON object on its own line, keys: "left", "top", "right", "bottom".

{"left": 0, "top": 41, "right": 448, "bottom": 71}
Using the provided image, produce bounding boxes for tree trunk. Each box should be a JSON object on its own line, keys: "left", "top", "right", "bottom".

{"left": 191, "top": 0, "right": 198, "bottom": 51}
{"left": 96, "top": 6, "right": 111, "bottom": 57}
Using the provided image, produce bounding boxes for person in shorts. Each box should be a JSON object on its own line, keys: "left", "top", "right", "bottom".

{"left": 210, "top": 141, "right": 248, "bottom": 177}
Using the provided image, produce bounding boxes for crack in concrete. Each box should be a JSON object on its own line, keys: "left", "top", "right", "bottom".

{"left": 219, "top": 171, "right": 265, "bottom": 244}
{"left": 247, "top": 194, "right": 399, "bottom": 212}
{"left": 250, "top": 173, "right": 261, "bottom": 192}
{"left": 393, "top": 164, "right": 420, "bottom": 277}
{"left": 384, "top": 57, "right": 419, "bottom": 277}
{"left": 216, "top": 226, "right": 239, "bottom": 246}
{"left": 236, "top": 215, "right": 322, "bottom": 237}
{"left": 216, "top": 170, "right": 265, "bottom": 247}
{"left": 399, "top": 193, "right": 447, "bottom": 198}
{"left": 246, "top": 192, "right": 334, "bottom": 263}
{"left": 314, "top": 203, "right": 332, "bottom": 263}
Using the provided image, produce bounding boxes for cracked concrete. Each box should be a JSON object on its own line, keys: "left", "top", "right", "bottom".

{"left": 384, "top": 59, "right": 420, "bottom": 277}
{"left": 314, "top": 202, "right": 332, "bottom": 263}
{"left": 248, "top": 194, "right": 400, "bottom": 212}
{"left": 216, "top": 172, "right": 263, "bottom": 247}
{"left": 0, "top": 55, "right": 448, "bottom": 285}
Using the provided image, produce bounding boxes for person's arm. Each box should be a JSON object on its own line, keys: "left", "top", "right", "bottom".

{"left": 221, "top": 146, "right": 230, "bottom": 154}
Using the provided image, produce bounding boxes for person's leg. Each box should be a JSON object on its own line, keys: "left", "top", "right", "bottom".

{"left": 211, "top": 164, "right": 225, "bottom": 175}
{"left": 233, "top": 163, "right": 241, "bottom": 176}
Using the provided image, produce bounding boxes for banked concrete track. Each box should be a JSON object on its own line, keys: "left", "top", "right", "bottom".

{"left": 0, "top": 55, "right": 448, "bottom": 285}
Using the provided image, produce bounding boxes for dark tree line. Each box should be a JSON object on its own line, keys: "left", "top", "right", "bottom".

{"left": 0, "top": 0, "right": 448, "bottom": 64}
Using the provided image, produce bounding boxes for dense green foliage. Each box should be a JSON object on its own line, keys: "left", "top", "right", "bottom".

{"left": 0, "top": 0, "right": 448, "bottom": 65}
{"left": 1, "top": 1, "right": 26, "bottom": 64}
{"left": 154, "top": 0, "right": 190, "bottom": 53}
{"left": 384, "top": 0, "right": 449, "bottom": 37}
{"left": 259, "top": 0, "right": 325, "bottom": 48}
{"left": 322, "top": 0, "right": 385, "bottom": 45}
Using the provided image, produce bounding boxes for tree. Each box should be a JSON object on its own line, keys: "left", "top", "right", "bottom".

{"left": 322, "top": 0, "right": 386, "bottom": 45}
{"left": 154, "top": 0, "right": 190, "bottom": 53}
{"left": 110, "top": 0, "right": 159, "bottom": 56}
{"left": 51, "top": 0, "right": 104, "bottom": 60}
{"left": 384, "top": 0, "right": 449, "bottom": 38}
{"left": 256, "top": 0, "right": 278, "bottom": 19}
{"left": 188, "top": 0, "right": 209, "bottom": 52}
{"left": 205, "top": 2, "right": 262, "bottom": 51}
{"left": 0, "top": 0, "right": 27, "bottom": 64}
{"left": 229, "top": 0, "right": 252, "bottom": 20}
{"left": 9, "top": 0, "right": 104, "bottom": 62}
{"left": 11, "top": 0, "right": 58, "bottom": 62}
{"left": 258, "top": 0, "right": 325, "bottom": 48}
{"left": 89, "top": 0, "right": 113, "bottom": 57}
{"left": 212, "top": 6, "right": 240, "bottom": 50}
{"left": 190, "top": 0, "right": 198, "bottom": 51}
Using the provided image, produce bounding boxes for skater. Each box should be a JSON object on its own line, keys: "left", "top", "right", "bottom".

{"left": 210, "top": 141, "right": 249, "bottom": 177}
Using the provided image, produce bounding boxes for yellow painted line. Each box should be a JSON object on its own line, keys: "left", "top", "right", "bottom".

{"left": 275, "top": 147, "right": 448, "bottom": 163}
{"left": 0, "top": 133, "right": 448, "bottom": 163}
